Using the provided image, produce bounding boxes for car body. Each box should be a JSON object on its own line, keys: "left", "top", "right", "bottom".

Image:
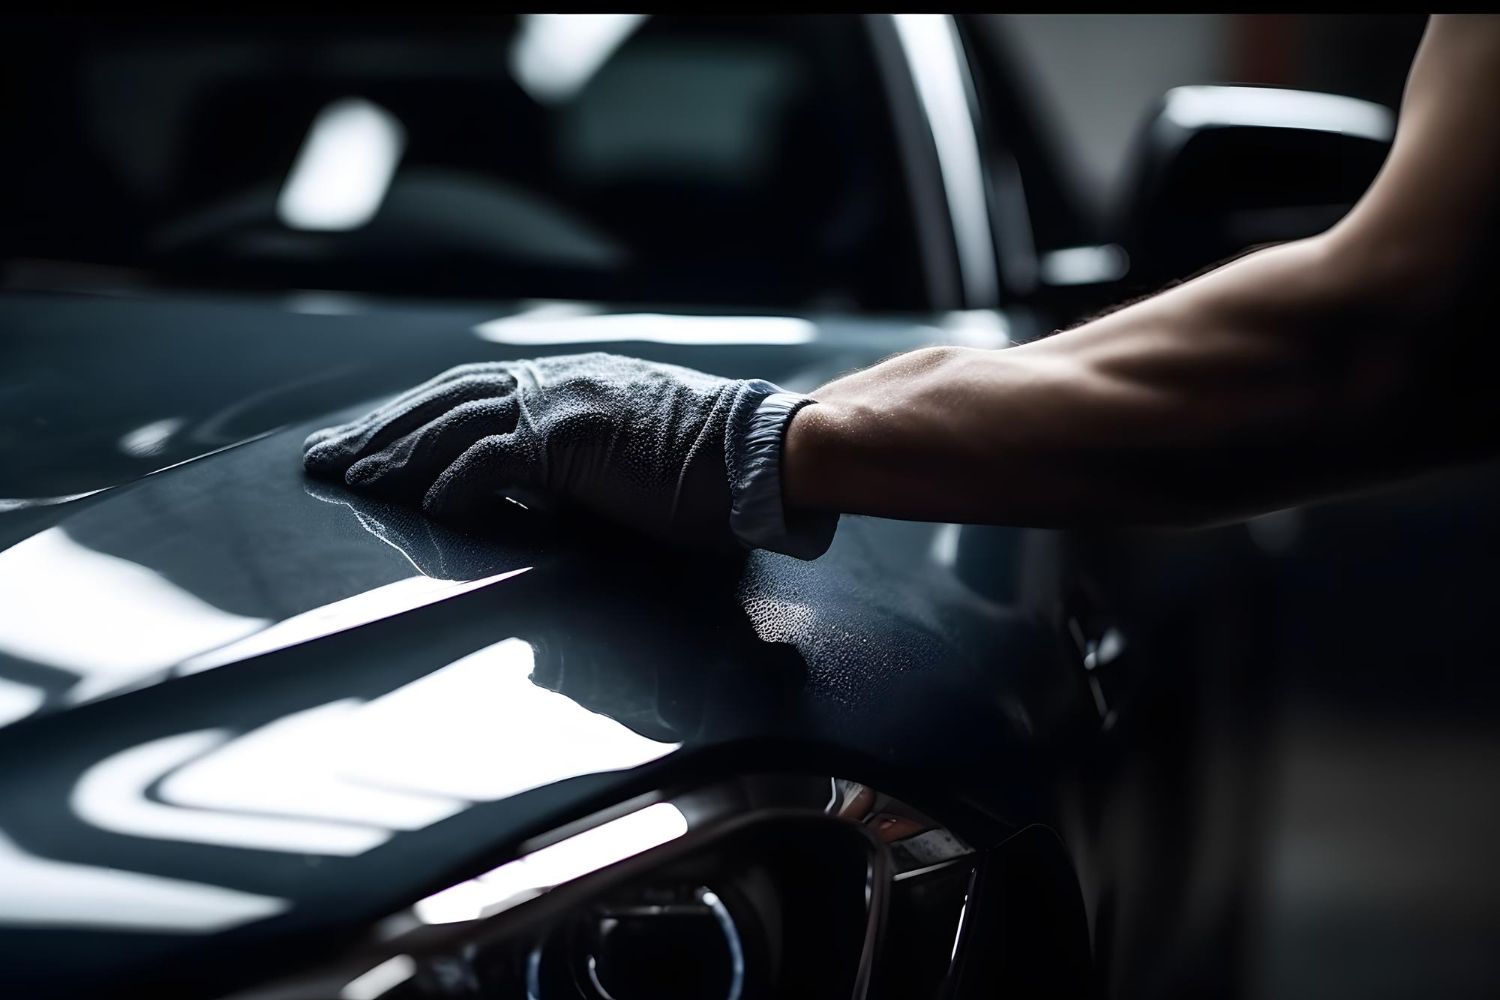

{"left": 0, "top": 15, "right": 1110, "bottom": 997}
{"left": 7, "top": 13, "right": 1492, "bottom": 1000}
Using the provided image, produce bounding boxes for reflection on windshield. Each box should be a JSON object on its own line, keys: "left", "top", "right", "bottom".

{"left": 0, "top": 827, "right": 286, "bottom": 933}
{"left": 509, "top": 14, "right": 648, "bottom": 104}
{"left": 278, "top": 98, "right": 405, "bottom": 232}
{"left": 6, "top": 16, "right": 932, "bottom": 309}
{"left": 72, "top": 639, "right": 680, "bottom": 856}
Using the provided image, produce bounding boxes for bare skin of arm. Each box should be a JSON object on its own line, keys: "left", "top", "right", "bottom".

{"left": 784, "top": 14, "right": 1500, "bottom": 529}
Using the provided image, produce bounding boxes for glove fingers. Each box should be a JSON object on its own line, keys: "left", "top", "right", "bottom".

{"left": 343, "top": 395, "right": 521, "bottom": 501}
{"left": 422, "top": 431, "right": 540, "bottom": 520}
{"left": 303, "top": 422, "right": 350, "bottom": 450}
{"left": 357, "top": 362, "right": 516, "bottom": 425}
{"left": 303, "top": 362, "right": 514, "bottom": 450}
{"left": 305, "top": 371, "right": 511, "bottom": 473}
{"left": 304, "top": 370, "right": 517, "bottom": 478}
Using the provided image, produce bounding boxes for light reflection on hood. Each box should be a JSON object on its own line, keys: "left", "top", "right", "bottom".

{"left": 72, "top": 639, "right": 680, "bottom": 856}
{"left": 414, "top": 801, "right": 689, "bottom": 924}
{"left": 0, "top": 676, "right": 45, "bottom": 729}
{"left": 0, "top": 527, "right": 269, "bottom": 706}
{"left": 0, "top": 506, "right": 534, "bottom": 728}
{"left": 0, "top": 827, "right": 287, "bottom": 933}
{"left": 178, "top": 569, "right": 531, "bottom": 675}
{"left": 474, "top": 309, "right": 817, "bottom": 347}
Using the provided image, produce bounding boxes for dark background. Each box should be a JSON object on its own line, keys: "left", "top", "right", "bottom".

{"left": 1004, "top": 15, "right": 1497, "bottom": 1000}
{"left": 1005, "top": 15, "right": 1427, "bottom": 215}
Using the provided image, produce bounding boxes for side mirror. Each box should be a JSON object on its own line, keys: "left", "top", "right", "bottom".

{"left": 1115, "top": 85, "right": 1394, "bottom": 289}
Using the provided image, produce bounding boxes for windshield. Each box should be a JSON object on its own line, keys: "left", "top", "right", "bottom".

{"left": 2, "top": 15, "right": 930, "bottom": 310}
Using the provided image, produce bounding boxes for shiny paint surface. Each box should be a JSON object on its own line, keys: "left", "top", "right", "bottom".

{"left": 0, "top": 291, "right": 994, "bottom": 504}
{"left": 0, "top": 290, "right": 1077, "bottom": 998}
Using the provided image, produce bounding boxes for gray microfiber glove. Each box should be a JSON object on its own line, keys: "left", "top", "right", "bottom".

{"left": 302, "top": 353, "right": 837, "bottom": 558}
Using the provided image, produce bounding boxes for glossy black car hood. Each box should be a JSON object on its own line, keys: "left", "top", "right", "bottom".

{"left": 0, "top": 291, "right": 1074, "bottom": 997}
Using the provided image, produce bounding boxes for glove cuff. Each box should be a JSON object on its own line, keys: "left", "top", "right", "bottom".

{"left": 726, "top": 380, "right": 839, "bottom": 559}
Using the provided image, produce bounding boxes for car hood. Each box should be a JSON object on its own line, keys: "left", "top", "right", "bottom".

{"left": 0, "top": 290, "right": 1075, "bottom": 997}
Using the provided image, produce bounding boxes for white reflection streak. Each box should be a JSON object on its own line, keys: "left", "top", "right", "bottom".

{"left": 278, "top": 98, "right": 405, "bottom": 231}
{"left": 0, "top": 828, "right": 287, "bottom": 932}
{"left": 415, "top": 802, "right": 689, "bottom": 924}
{"left": 159, "top": 701, "right": 464, "bottom": 832}
{"left": 1037, "top": 244, "right": 1129, "bottom": 287}
{"left": 118, "top": 417, "right": 186, "bottom": 458}
{"left": 73, "top": 639, "right": 678, "bottom": 856}
{"left": 938, "top": 309, "right": 1010, "bottom": 349}
{"left": 72, "top": 730, "right": 393, "bottom": 856}
{"left": 891, "top": 14, "right": 999, "bottom": 307}
{"left": 509, "top": 14, "right": 647, "bottom": 104}
{"left": 339, "top": 638, "right": 678, "bottom": 803}
{"left": 0, "top": 528, "right": 269, "bottom": 703}
{"left": 949, "top": 894, "right": 969, "bottom": 962}
{"left": 341, "top": 955, "right": 417, "bottom": 1000}
{"left": 1163, "top": 86, "right": 1395, "bottom": 142}
{"left": 0, "top": 490, "right": 108, "bottom": 513}
{"left": 0, "top": 676, "right": 45, "bottom": 728}
{"left": 930, "top": 523, "right": 961, "bottom": 568}
{"left": 179, "top": 568, "right": 532, "bottom": 675}
{"left": 475, "top": 312, "right": 816, "bottom": 347}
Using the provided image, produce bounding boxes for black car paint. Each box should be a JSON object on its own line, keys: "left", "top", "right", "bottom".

{"left": 0, "top": 291, "right": 1085, "bottom": 997}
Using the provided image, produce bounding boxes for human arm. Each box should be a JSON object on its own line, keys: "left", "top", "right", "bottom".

{"left": 782, "top": 15, "right": 1500, "bottom": 529}
{"left": 304, "top": 18, "right": 1500, "bottom": 553}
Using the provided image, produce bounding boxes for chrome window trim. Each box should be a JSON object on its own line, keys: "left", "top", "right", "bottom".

{"left": 890, "top": 14, "right": 1001, "bottom": 309}
{"left": 951, "top": 15, "right": 1041, "bottom": 300}
{"left": 864, "top": 14, "right": 964, "bottom": 311}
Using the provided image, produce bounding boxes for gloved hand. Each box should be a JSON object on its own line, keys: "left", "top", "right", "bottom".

{"left": 303, "top": 353, "right": 838, "bottom": 558}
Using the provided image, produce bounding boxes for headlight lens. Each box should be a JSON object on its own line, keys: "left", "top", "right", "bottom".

{"left": 526, "top": 885, "right": 744, "bottom": 1000}
{"left": 221, "top": 775, "right": 976, "bottom": 1000}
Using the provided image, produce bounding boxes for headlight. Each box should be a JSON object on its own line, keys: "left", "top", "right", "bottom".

{"left": 527, "top": 884, "right": 745, "bottom": 1000}
{"left": 222, "top": 775, "right": 978, "bottom": 999}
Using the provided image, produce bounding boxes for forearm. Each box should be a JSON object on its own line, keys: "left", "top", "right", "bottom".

{"left": 782, "top": 15, "right": 1500, "bottom": 532}
{"left": 785, "top": 16, "right": 1500, "bottom": 530}
{"left": 783, "top": 236, "right": 1483, "bottom": 528}
{"left": 1333, "top": 15, "right": 1500, "bottom": 293}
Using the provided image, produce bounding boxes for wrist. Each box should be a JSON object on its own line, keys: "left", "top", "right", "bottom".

{"left": 782, "top": 397, "right": 834, "bottom": 512}
{"left": 724, "top": 382, "right": 839, "bottom": 559}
